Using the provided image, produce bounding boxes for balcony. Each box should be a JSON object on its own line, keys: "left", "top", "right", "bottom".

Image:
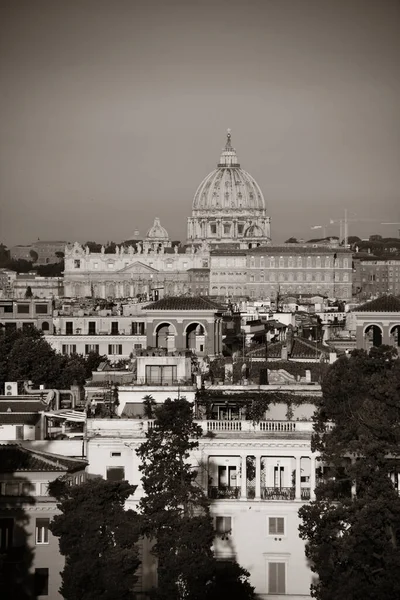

{"left": 261, "top": 487, "right": 295, "bottom": 500}
{"left": 208, "top": 486, "right": 241, "bottom": 500}
{"left": 205, "top": 420, "right": 314, "bottom": 434}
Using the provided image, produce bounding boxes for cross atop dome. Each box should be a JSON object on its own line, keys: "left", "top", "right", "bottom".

{"left": 219, "top": 129, "right": 240, "bottom": 167}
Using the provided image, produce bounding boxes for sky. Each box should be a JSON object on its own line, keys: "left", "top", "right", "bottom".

{"left": 1, "top": 0, "right": 399, "bottom": 247}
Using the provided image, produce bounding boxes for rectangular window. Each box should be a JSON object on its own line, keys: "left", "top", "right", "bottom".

{"left": 34, "top": 568, "right": 49, "bottom": 596}
{"left": 40, "top": 483, "right": 48, "bottom": 496}
{"left": 0, "top": 518, "right": 13, "bottom": 551}
{"left": 5, "top": 482, "right": 20, "bottom": 495}
{"left": 111, "top": 322, "right": 119, "bottom": 335}
{"left": 215, "top": 516, "right": 232, "bottom": 535}
{"left": 35, "top": 519, "right": 50, "bottom": 544}
{"left": 211, "top": 224, "right": 217, "bottom": 234}
{"left": 85, "top": 344, "right": 99, "bottom": 354}
{"left": 268, "top": 562, "right": 286, "bottom": 594}
{"left": 111, "top": 452, "right": 121, "bottom": 457}
{"left": 17, "top": 304, "right": 30, "bottom": 314}
{"left": 74, "top": 259, "right": 81, "bottom": 268}
{"left": 65, "top": 322, "right": 73, "bottom": 335}
{"left": 94, "top": 262, "right": 98, "bottom": 269}
{"left": 16, "top": 425, "right": 24, "bottom": 440}
{"left": 35, "top": 304, "right": 48, "bottom": 314}
{"left": 106, "top": 467, "right": 125, "bottom": 481}
{"left": 268, "top": 517, "right": 285, "bottom": 536}
{"left": 108, "top": 344, "right": 123, "bottom": 355}
{"left": 145, "top": 365, "right": 177, "bottom": 385}
{"left": 62, "top": 344, "right": 76, "bottom": 355}
{"left": 88, "top": 322, "right": 96, "bottom": 335}
{"left": 134, "top": 343, "right": 142, "bottom": 350}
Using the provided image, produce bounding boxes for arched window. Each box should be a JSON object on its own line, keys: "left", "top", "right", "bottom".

{"left": 41, "top": 321, "right": 50, "bottom": 332}
{"left": 307, "top": 257, "right": 312, "bottom": 268}
{"left": 288, "top": 257, "right": 294, "bottom": 268}
{"left": 279, "top": 257, "right": 284, "bottom": 268}
{"left": 316, "top": 257, "right": 321, "bottom": 268}
{"left": 250, "top": 256, "right": 255, "bottom": 268}
{"left": 297, "top": 257, "right": 302, "bottom": 268}
{"left": 260, "top": 256, "right": 265, "bottom": 268}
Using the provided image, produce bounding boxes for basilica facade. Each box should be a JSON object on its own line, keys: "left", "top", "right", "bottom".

{"left": 63, "top": 132, "right": 352, "bottom": 300}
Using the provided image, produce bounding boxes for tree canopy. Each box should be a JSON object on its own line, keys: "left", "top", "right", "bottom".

{"left": 137, "top": 398, "right": 255, "bottom": 600}
{"left": 0, "top": 327, "right": 104, "bottom": 390}
{"left": 299, "top": 346, "right": 400, "bottom": 600}
{"left": 49, "top": 477, "right": 140, "bottom": 600}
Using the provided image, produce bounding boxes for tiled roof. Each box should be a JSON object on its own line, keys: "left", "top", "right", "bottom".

{"left": 145, "top": 296, "right": 224, "bottom": 311}
{"left": 0, "top": 444, "right": 87, "bottom": 473}
{"left": 248, "top": 337, "right": 329, "bottom": 360}
{"left": 0, "top": 413, "right": 41, "bottom": 425}
{"left": 211, "top": 246, "right": 351, "bottom": 256}
{"left": 0, "top": 397, "right": 47, "bottom": 413}
{"left": 354, "top": 295, "right": 400, "bottom": 312}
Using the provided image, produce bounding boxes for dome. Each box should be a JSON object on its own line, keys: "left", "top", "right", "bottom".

{"left": 192, "top": 130, "right": 265, "bottom": 212}
{"left": 244, "top": 223, "right": 264, "bottom": 238}
{"left": 146, "top": 217, "right": 169, "bottom": 240}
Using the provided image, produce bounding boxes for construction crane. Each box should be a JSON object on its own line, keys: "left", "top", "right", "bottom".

{"left": 381, "top": 223, "right": 400, "bottom": 238}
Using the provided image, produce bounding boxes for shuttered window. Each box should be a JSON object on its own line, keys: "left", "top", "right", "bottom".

{"left": 268, "top": 517, "right": 285, "bottom": 536}
{"left": 268, "top": 562, "right": 285, "bottom": 594}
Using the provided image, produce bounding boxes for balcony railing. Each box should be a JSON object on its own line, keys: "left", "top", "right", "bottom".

{"left": 205, "top": 420, "right": 315, "bottom": 433}
{"left": 261, "top": 487, "right": 295, "bottom": 500}
{"left": 208, "top": 486, "right": 241, "bottom": 500}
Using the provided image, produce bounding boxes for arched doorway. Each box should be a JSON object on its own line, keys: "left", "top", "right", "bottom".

{"left": 185, "top": 323, "right": 205, "bottom": 353}
{"left": 156, "top": 323, "right": 171, "bottom": 349}
{"left": 365, "top": 324, "right": 383, "bottom": 348}
{"left": 390, "top": 325, "right": 400, "bottom": 347}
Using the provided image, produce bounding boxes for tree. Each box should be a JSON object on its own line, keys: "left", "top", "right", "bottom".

{"left": 55, "top": 251, "right": 65, "bottom": 260}
{"left": 85, "top": 241, "right": 103, "bottom": 253}
{"left": 29, "top": 249, "right": 38, "bottom": 262}
{"left": 136, "top": 398, "right": 255, "bottom": 600}
{"left": 0, "top": 327, "right": 104, "bottom": 390}
{"left": 284, "top": 237, "right": 299, "bottom": 243}
{"left": 299, "top": 346, "right": 400, "bottom": 600}
{"left": 24, "top": 286, "right": 33, "bottom": 298}
{"left": 49, "top": 477, "right": 140, "bottom": 600}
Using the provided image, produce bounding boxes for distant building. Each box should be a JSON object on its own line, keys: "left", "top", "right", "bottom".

{"left": 352, "top": 295, "right": 400, "bottom": 350}
{"left": 353, "top": 256, "right": 400, "bottom": 299}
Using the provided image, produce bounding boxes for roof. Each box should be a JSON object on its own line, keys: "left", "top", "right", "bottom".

{"left": 145, "top": 296, "right": 224, "bottom": 311}
{"left": 0, "top": 397, "right": 48, "bottom": 413}
{"left": 0, "top": 413, "right": 41, "bottom": 425}
{"left": 353, "top": 295, "right": 400, "bottom": 312}
{"left": 248, "top": 336, "right": 329, "bottom": 360}
{"left": 0, "top": 444, "right": 87, "bottom": 473}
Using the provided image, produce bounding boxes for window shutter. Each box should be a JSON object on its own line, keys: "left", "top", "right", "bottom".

{"left": 269, "top": 517, "right": 284, "bottom": 535}
{"left": 268, "top": 562, "right": 285, "bottom": 594}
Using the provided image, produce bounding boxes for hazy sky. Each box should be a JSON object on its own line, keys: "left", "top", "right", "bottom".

{"left": 1, "top": 0, "right": 399, "bottom": 246}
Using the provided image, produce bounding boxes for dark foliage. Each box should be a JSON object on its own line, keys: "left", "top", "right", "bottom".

{"left": 299, "top": 346, "right": 400, "bottom": 600}
{"left": 49, "top": 478, "right": 140, "bottom": 600}
{"left": 137, "top": 398, "right": 255, "bottom": 600}
{"left": 0, "top": 327, "right": 104, "bottom": 389}
{"left": 36, "top": 260, "right": 64, "bottom": 276}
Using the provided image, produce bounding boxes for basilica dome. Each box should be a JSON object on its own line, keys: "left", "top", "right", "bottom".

{"left": 187, "top": 131, "right": 271, "bottom": 247}
{"left": 146, "top": 217, "right": 169, "bottom": 240}
{"left": 192, "top": 132, "right": 265, "bottom": 212}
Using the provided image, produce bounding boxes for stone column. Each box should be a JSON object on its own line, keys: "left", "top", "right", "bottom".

{"left": 295, "top": 455, "right": 302, "bottom": 500}
{"left": 255, "top": 455, "right": 261, "bottom": 500}
{"left": 241, "top": 455, "right": 247, "bottom": 500}
{"left": 310, "top": 455, "right": 316, "bottom": 500}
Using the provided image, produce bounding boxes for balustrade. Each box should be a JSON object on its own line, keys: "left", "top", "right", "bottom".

{"left": 261, "top": 487, "right": 295, "bottom": 500}
{"left": 208, "top": 486, "right": 241, "bottom": 500}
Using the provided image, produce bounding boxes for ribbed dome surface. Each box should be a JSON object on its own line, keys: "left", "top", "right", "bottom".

{"left": 146, "top": 217, "right": 169, "bottom": 240}
{"left": 192, "top": 131, "right": 265, "bottom": 212}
